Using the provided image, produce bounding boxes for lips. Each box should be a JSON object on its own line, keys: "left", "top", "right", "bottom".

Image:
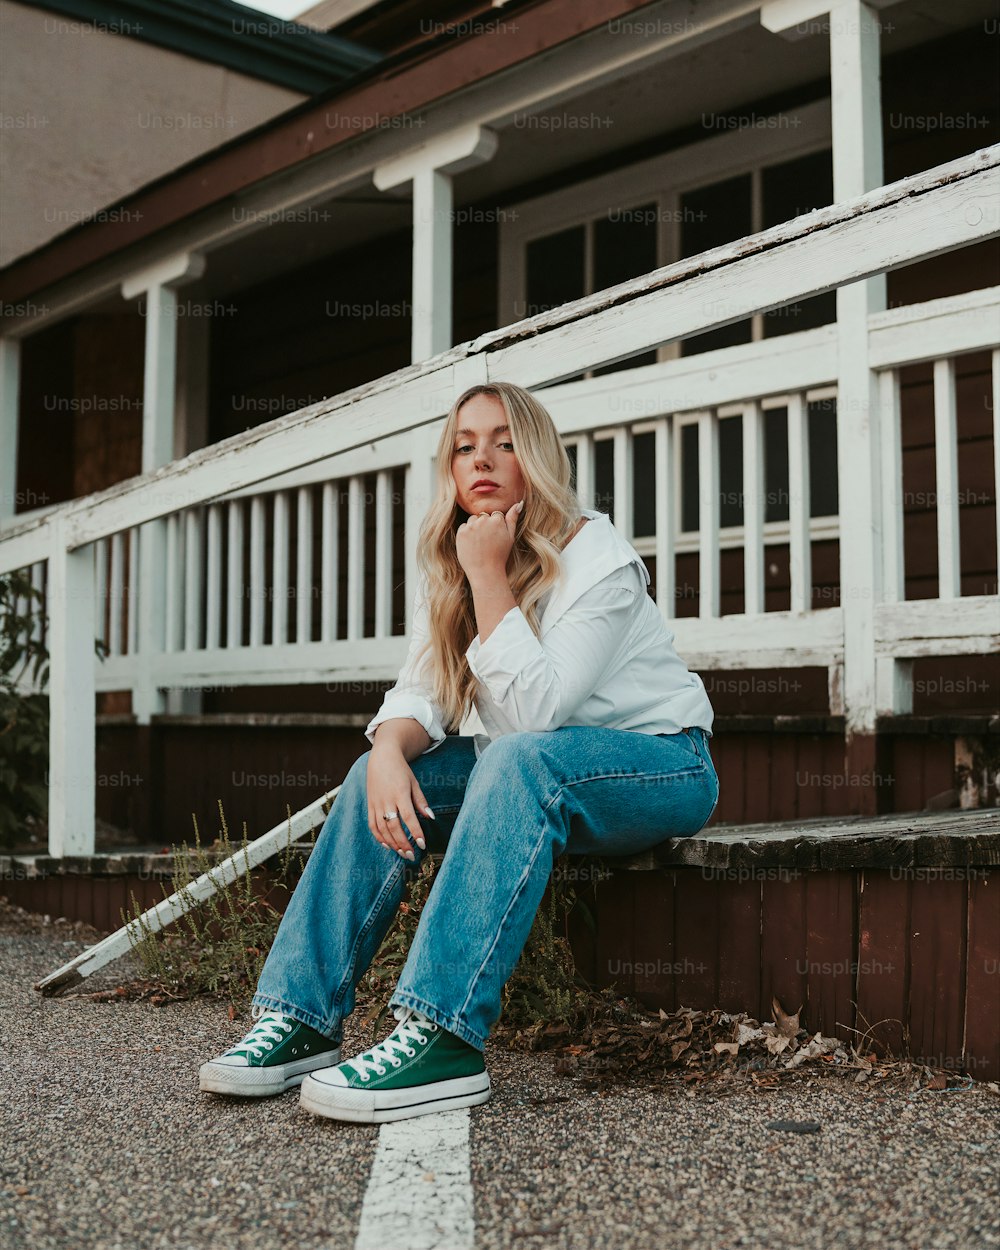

{"left": 471, "top": 481, "right": 500, "bottom": 492}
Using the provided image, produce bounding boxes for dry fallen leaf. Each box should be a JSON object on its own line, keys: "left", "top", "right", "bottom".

{"left": 772, "top": 996, "right": 802, "bottom": 1038}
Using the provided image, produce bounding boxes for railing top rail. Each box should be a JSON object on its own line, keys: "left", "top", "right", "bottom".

{"left": 0, "top": 143, "right": 996, "bottom": 572}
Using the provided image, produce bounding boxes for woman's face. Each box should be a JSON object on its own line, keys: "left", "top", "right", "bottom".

{"left": 451, "top": 393, "right": 526, "bottom": 516}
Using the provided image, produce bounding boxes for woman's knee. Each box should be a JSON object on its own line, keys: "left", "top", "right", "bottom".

{"left": 477, "top": 730, "right": 549, "bottom": 771}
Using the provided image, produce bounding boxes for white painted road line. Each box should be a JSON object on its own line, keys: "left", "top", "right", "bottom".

{"left": 354, "top": 1109, "right": 476, "bottom": 1250}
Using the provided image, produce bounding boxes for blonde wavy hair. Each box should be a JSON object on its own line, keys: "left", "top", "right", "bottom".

{"left": 413, "top": 381, "right": 584, "bottom": 733}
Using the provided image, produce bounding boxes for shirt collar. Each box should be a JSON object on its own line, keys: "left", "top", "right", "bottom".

{"left": 538, "top": 508, "right": 650, "bottom": 637}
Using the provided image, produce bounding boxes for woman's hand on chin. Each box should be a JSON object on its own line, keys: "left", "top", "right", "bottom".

{"left": 456, "top": 498, "right": 524, "bottom": 586}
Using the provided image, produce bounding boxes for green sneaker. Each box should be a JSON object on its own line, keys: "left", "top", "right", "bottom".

{"left": 199, "top": 1010, "right": 342, "bottom": 1097}
{"left": 299, "top": 1006, "right": 491, "bottom": 1123}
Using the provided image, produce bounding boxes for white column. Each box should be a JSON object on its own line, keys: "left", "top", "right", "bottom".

{"left": 0, "top": 337, "right": 22, "bottom": 522}
{"left": 121, "top": 253, "right": 205, "bottom": 721}
{"left": 761, "top": 0, "right": 890, "bottom": 806}
{"left": 830, "top": 0, "right": 887, "bottom": 746}
{"left": 374, "top": 125, "right": 498, "bottom": 364}
{"left": 411, "top": 168, "right": 453, "bottom": 360}
{"left": 47, "top": 512, "right": 96, "bottom": 855}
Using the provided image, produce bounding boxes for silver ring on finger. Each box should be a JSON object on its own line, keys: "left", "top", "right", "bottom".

{"left": 384, "top": 810, "right": 398, "bottom": 820}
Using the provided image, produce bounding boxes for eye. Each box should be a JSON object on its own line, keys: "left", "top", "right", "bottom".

{"left": 454, "top": 442, "right": 515, "bottom": 453}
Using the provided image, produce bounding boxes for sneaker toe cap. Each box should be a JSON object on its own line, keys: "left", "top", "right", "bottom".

{"left": 304, "top": 1063, "right": 350, "bottom": 1088}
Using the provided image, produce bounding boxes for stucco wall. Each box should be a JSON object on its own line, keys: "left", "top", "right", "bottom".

{"left": 0, "top": 0, "right": 306, "bottom": 267}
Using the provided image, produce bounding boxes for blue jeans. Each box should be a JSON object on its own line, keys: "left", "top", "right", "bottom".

{"left": 252, "top": 726, "right": 719, "bottom": 1052}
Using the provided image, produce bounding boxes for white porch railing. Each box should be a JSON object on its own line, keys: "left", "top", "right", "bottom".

{"left": 2, "top": 147, "right": 999, "bottom": 855}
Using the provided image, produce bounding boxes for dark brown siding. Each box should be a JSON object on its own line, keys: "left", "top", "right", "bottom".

{"left": 6, "top": 861, "right": 996, "bottom": 1077}
{"left": 574, "top": 865, "right": 997, "bottom": 1078}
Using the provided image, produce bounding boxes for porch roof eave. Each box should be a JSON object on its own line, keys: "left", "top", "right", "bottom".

{"left": 0, "top": 0, "right": 761, "bottom": 324}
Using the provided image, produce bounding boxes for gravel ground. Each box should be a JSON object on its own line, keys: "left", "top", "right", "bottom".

{"left": 2, "top": 908, "right": 998, "bottom": 1250}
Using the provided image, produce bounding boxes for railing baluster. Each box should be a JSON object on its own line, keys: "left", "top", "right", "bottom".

{"left": 698, "top": 409, "right": 720, "bottom": 618}
{"left": 653, "top": 416, "right": 675, "bottom": 616}
{"left": 787, "top": 393, "right": 811, "bottom": 614}
{"left": 109, "top": 532, "right": 124, "bottom": 657}
{"left": 347, "top": 476, "right": 364, "bottom": 640}
{"left": 272, "top": 490, "right": 289, "bottom": 647}
{"left": 184, "top": 507, "right": 202, "bottom": 651}
{"left": 296, "top": 486, "right": 313, "bottom": 644}
{"left": 321, "top": 481, "right": 338, "bottom": 642}
{"left": 165, "top": 514, "right": 182, "bottom": 652}
{"left": 933, "top": 357, "right": 961, "bottom": 600}
{"left": 879, "top": 369, "right": 905, "bottom": 603}
{"left": 249, "top": 495, "right": 266, "bottom": 648}
{"left": 94, "top": 537, "right": 108, "bottom": 654}
{"left": 205, "top": 503, "right": 222, "bottom": 650}
{"left": 743, "top": 400, "right": 766, "bottom": 616}
{"left": 226, "top": 499, "right": 244, "bottom": 648}
{"left": 613, "top": 426, "right": 634, "bottom": 541}
{"left": 574, "top": 433, "right": 594, "bottom": 509}
{"left": 126, "top": 529, "right": 138, "bottom": 656}
{"left": 374, "top": 469, "right": 393, "bottom": 638}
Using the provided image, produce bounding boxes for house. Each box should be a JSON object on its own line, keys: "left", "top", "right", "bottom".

{"left": 1, "top": 0, "right": 998, "bottom": 1074}
{"left": 0, "top": 0, "right": 380, "bottom": 268}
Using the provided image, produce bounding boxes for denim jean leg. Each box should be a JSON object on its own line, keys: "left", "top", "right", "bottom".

{"left": 389, "top": 726, "right": 720, "bottom": 1049}
{"left": 252, "top": 736, "right": 477, "bottom": 1042}
{"left": 251, "top": 751, "right": 411, "bottom": 1041}
{"left": 389, "top": 731, "right": 574, "bottom": 1051}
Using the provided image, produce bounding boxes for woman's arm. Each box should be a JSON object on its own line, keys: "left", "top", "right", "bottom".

{"left": 370, "top": 717, "right": 432, "bottom": 763}
{"left": 467, "top": 570, "right": 517, "bottom": 646}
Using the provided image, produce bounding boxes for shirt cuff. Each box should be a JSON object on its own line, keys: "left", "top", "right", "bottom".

{"left": 465, "top": 606, "right": 540, "bottom": 704}
{"left": 365, "top": 694, "right": 447, "bottom": 753}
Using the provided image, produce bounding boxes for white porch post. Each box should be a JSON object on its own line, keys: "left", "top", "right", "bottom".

{"left": 764, "top": 0, "right": 891, "bottom": 811}
{"left": 121, "top": 254, "right": 205, "bottom": 722}
{"left": 830, "top": 0, "right": 889, "bottom": 808}
{"left": 411, "top": 168, "right": 454, "bottom": 360}
{"left": 374, "top": 125, "right": 497, "bottom": 363}
{"left": 0, "top": 337, "right": 22, "bottom": 522}
{"left": 47, "top": 512, "right": 97, "bottom": 855}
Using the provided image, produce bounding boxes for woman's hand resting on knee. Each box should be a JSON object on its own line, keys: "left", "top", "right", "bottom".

{"left": 366, "top": 744, "right": 435, "bottom": 858}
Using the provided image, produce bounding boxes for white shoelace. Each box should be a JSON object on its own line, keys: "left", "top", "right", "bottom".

{"left": 227, "top": 1011, "right": 292, "bottom": 1059}
{"left": 347, "top": 1016, "right": 436, "bottom": 1081}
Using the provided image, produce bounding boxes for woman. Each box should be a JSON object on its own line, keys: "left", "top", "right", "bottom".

{"left": 199, "top": 381, "right": 718, "bottom": 1123}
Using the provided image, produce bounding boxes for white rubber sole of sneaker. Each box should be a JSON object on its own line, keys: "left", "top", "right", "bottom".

{"left": 298, "top": 1069, "right": 492, "bottom": 1123}
{"left": 199, "top": 1048, "right": 342, "bottom": 1097}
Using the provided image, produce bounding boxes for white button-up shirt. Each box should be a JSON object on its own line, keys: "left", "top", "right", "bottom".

{"left": 365, "top": 507, "right": 715, "bottom": 760}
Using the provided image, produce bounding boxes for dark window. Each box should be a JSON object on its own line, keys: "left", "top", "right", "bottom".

{"left": 680, "top": 174, "right": 753, "bottom": 356}
{"left": 526, "top": 226, "right": 586, "bottom": 384}
{"left": 525, "top": 225, "right": 585, "bottom": 317}
{"left": 592, "top": 206, "right": 659, "bottom": 375}
{"left": 761, "top": 149, "right": 835, "bottom": 337}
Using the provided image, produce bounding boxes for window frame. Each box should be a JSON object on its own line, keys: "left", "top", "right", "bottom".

{"left": 498, "top": 98, "right": 833, "bottom": 366}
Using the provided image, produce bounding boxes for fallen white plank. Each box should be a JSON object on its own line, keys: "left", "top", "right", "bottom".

{"left": 354, "top": 1111, "right": 476, "bottom": 1250}
{"left": 34, "top": 786, "right": 340, "bottom": 995}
